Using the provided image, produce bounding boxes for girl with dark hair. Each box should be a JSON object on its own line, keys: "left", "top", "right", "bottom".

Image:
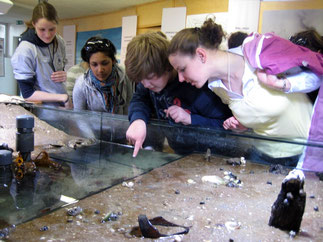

{"left": 11, "top": 2, "right": 71, "bottom": 108}
{"left": 289, "top": 29, "right": 323, "bottom": 53}
{"left": 73, "top": 37, "right": 134, "bottom": 113}
{"left": 168, "top": 19, "right": 322, "bottom": 167}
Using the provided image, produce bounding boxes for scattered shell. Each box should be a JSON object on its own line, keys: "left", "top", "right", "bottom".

{"left": 122, "top": 181, "right": 134, "bottom": 188}
{"left": 101, "top": 212, "right": 119, "bottom": 223}
{"left": 225, "top": 221, "right": 241, "bottom": 231}
{"left": 67, "top": 206, "right": 83, "bottom": 216}
{"left": 67, "top": 138, "right": 95, "bottom": 149}
{"left": 187, "top": 215, "right": 194, "bottom": 221}
{"left": 39, "top": 226, "right": 49, "bottom": 232}
{"left": 223, "top": 171, "right": 242, "bottom": 188}
{"left": 201, "top": 176, "right": 224, "bottom": 185}
{"left": 0, "top": 225, "right": 16, "bottom": 239}
{"left": 289, "top": 230, "right": 296, "bottom": 238}
{"left": 225, "top": 158, "right": 242, "bottom": 166}
{"left": 173, "top": 234, "right": 183, "bottom": 241}
{"left": 187, "top": 179, "right": 196, "bottom": 184}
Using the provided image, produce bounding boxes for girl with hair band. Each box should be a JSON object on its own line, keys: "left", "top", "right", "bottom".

{"left": 168, "top": 19, "right": 321, "bottom": 167}
{"left": 73, "top": 36, "right": 134, "bottom": 113}
{"left": 11, "top": 1, "right": 71, "bottom": 108}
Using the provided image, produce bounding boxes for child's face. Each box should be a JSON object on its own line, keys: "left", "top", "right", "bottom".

{"left": 89, "top": 52, "right": 113, "bottom": 82}
{"left": 141, "top": 72, "right": 169, "bottom": 93}
{"left": 169, "top": 52, "right": 208, "bottom": 89}
{"left": 33, "top": 18, "right": 57, "bottom": 44}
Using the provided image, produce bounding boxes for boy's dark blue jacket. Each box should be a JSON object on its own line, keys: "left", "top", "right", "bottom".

{"left": 128, "top": 76, "right": 232, "bottom": 129}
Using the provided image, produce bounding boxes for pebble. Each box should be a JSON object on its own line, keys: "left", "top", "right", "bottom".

{"left": 39, "top": 226, "right": 49, "bottom": 232}
{"left": 67, "top": 206, "right": 83, "bottom": 216}
{"left": 174, "top": 234, "right": 183, "bottom": 241}
{"left": 289, "top": 230, "right": 296, "bottom": 238}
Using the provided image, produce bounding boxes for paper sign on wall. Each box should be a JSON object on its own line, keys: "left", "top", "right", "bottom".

{"left": 63, "top": 25, "right": 76, "bottom": 71}
{"left": 120, "top": 15, "right": 137, "bottom": 67}
{"left": 161, "top": 7, "right": 186, "bottom": 39}
{"left": 228, "top": 0, "right": 260, "bottom": 34}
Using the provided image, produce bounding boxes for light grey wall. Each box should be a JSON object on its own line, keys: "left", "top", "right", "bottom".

{"left": 0, "top": 4, "right": 30, "bottom": 96}
{"left": 0, "top": 57, "right": 17, "bottom": 95}
{"left": 0, "top": 24, "right": 25, "bottom": 95}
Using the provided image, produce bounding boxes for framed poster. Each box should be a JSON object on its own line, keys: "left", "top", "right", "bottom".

{"left": 0, "top": 38, "right": 4, "bottom": 76}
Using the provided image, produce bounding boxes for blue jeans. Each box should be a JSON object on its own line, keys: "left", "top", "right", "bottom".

{"left": 247, "top": 146, "right": 300, "bottom": 167}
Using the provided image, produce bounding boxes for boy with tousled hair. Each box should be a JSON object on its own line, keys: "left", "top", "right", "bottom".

{"left": 125, "top": 32, "right": 232, "bottom": 157}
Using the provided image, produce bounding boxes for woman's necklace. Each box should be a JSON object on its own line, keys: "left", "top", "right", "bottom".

{"left": 48, "top": 44, "right": 55, "bottom": 72}
{"left": 227, "top": 52, "right": 232, "bottom": 92}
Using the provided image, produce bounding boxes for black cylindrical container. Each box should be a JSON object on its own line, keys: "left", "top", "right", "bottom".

{"left": 0, "top": 150, "right": 13, "bottom": 187}
{"left": 16, "top": 115, "right": 34, "bottom": 154}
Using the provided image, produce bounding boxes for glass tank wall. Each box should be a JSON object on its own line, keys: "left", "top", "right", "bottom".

{"left": 30, "top": 105, "right": 323, "bottom": 169}
{"left": 1, "top": 105, "right": 322, "bottom": 226}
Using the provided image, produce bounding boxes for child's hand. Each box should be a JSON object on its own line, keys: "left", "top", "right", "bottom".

{"left": 51, "top": 71, "right": 67, "bottom": 83}
{"left": 164, "top": 105, "right": 191, "bottom": 125}
{"left": 223, "top": 116, "right": 248, "bottom": 132}
{"left": 126, "top": 119, "right": 147, "bottom": 157}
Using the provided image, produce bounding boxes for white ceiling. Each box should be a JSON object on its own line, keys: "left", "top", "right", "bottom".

{"left": 0, "top": 0, "right": 159, "bottom": 24}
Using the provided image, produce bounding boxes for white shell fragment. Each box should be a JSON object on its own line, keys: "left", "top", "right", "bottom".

{"left": 122, "top": 181, "right": 134, "bottom": 188}
{"left": 240, "top": 157, "right": 246, "bottom": 166}
{"left": 187, "top": 179, "right": 196, "bottom": 184}
{"left": 201, "top": 176, "right": 225, "bottom": 185}
{"left": 225, "top": 221, "right": 241, "bottom": 231}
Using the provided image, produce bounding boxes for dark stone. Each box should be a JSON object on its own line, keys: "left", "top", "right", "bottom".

{"left": 269, "top": 164, "right": 289, "bottom": 175}
{"left": 269, "top": 170, "right": 306, "bottom": 233}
